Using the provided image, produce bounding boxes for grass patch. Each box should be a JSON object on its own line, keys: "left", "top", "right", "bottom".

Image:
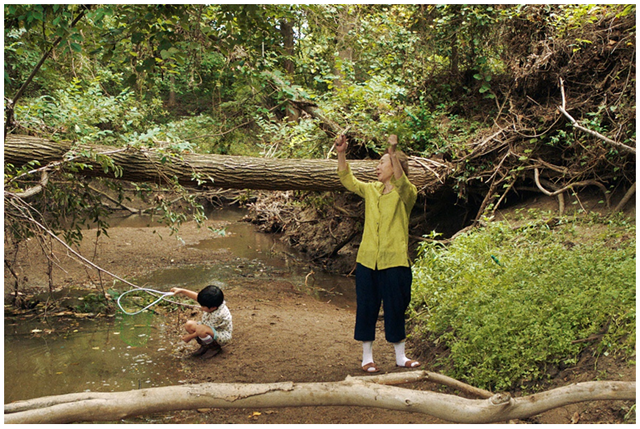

{"left": 409, "top": 213, "right": 635, "bottom": 391}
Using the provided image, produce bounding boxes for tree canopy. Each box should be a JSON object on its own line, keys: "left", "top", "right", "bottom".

{"left": 4, "top": 4, "right": 636, "bottom": 243}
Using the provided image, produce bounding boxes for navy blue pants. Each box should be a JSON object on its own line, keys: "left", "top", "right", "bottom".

{"left": 354, "top": 263, "right": 413, "bottom": 343}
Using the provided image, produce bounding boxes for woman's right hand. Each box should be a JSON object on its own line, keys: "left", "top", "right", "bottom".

{"left": 335, "top": 134, "right": 347, "bottom": 153}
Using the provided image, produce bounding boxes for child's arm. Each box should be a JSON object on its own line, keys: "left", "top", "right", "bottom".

{"left": 170, "top": 287, "right": 198, "bottom": 301}
{"left": 181, "top": 331, "right": 199, "bottom": 343}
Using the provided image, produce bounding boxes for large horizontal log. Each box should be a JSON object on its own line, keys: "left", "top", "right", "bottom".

{"left": 4, "top": 135, "right": 451, "bottom": 192}
{"left": 4, "top": 372, "right": 634, "bottom": 424}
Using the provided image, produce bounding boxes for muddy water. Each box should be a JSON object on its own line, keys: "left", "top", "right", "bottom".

{"left": 4, "top": 207, "right": 355, "bottom": 405}
{"left": 4, "top": 313, "right": 184, "bottom": 404}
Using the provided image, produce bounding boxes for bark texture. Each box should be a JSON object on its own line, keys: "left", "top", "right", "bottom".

{"left": 4, "top": 135, "right": 450, "bottom": 193}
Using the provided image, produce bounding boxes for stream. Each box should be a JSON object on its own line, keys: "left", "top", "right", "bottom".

{"left": 4, "top": 207, "right": 355, "bottom": 406}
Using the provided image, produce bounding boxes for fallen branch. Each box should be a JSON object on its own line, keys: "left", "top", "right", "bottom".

{"left": 4, "top": 135, "right": 451, "bottom": 193}
{"left": 558, "top": 78, "right": 635, "bottom": 155}
{"left": 614, "top": 182, "right": 636, "bottom": 212}
{"left": 8, "top": 171, "right": 49, "bottom": 199}
{"left": 4, "top": 371, "right": 634, "bottom": 424}
{"left": 534, "top": 168, "right": 610, "bottom": 208}
{"left": 5, "top": 197, "right": 198, "bottom": 310}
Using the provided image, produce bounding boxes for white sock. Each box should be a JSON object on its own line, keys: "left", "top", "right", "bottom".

{"left": 394, "top": 341, "right": 408, "bottom": 366}
{"left": 394, "top": 341, "right": 420, "bottom": 367}
{"left": 362, "top": 341, "right": 374, "bottom": 367}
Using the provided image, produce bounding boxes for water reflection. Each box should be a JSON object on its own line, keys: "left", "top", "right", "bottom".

{"left": 4, "top": 314, "right": 183, "bottom": 403}
{"left": 4, "top": 207, "right": 355, "bottom": 405}
{"left": 123, "top": 207, "right": 356, "bottom": 306}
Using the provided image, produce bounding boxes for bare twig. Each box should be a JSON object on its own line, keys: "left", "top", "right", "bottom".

{"left": 87, "top": 185, "right": 139, "bottom": 214}
{"left": 5, "top": 197, "right": 197, "bottom": 309}
{"left": 351, "top": 370, "right": 494, "bottom": 399}
{"left": 558, "top": 78, "right": 635, "bottom": 155}
{"left": 534, "top": 168, "right": 610, "bottom": 208}
{"left": 614, "top": 182, "right": 636, "bottom": 212}
{"left": 491, "top": 178, "right": 517, "bottom": 216}
{"left": 458, "top": 128, "right": 506, "bottom": 161}
{"left": 539, "top": 177, "right": 566, "bottom": 215}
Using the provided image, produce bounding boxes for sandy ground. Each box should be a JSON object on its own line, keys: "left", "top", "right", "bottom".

{"left": 4, "top": 212, "right": 634, "bottom": 424}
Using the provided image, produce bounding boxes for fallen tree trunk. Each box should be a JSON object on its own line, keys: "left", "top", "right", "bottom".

{"left": 4, "top": 135, "right": 450, "bottom": 193}
{"left": 4, "top": 371, "right": 634, "bottom": 424}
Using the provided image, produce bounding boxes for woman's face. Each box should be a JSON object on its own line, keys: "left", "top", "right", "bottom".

{"left": 376, "top": 154, "right": 394, "bottom": 183}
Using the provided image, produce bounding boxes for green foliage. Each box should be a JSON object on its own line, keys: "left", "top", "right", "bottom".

{"left": 73, "top": 292, "right": 111, "bottom": 314}
{"left": 15, "top": 77, "right": 164, "bottom": 143}
{"left": 4, "top": 4, "right": 635, "bottom": 268}
{"left": 402, "top": 103, "right": 483, "bottom": 156}
{"left": 410, "top": 215, "right": 636, "bottom": 391}
{"left": 4, "top": 4, "right": 90, "bottom": 91}
{"left": 255, "top": 115, "right": 327, "bottom": 158}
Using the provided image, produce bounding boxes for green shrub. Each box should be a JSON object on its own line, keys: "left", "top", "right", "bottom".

{"left": 410, "top": 216, "right": 635, "bottom": 391}
{"left": 15, "top": 77, "right": 164, "bottom": 144}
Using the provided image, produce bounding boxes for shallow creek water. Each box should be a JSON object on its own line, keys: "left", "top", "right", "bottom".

{"left": 4, "top": 207, "right": 355, "bottom": 406}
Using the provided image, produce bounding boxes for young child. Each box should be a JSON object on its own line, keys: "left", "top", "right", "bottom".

{"left": 170, "top": 285, "right": 233, "bottom": 359}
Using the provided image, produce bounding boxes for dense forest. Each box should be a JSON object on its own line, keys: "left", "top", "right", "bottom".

{"left": 3, "top": 4, "right": 636, "bottom": 423}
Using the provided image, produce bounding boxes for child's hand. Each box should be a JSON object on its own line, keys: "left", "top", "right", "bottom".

{"left": 335, "top": 134, "right": 347, "bottom": 153}
{"left": 181, "top": 334, "right": 192, "bottom": 343}
{"left": 170, "top": 287, "right": 181, "bottom": 295}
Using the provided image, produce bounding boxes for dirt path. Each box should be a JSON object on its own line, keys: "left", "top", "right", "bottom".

{"left": 4, "top": 213, "right": 633, "bottom": 424}
{"left": 164, "top": 279, "right": 447, "bottom": 424}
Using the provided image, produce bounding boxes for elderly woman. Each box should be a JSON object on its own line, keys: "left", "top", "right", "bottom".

{"left": 336, "top": 134, "right": 421, "bottom": 373}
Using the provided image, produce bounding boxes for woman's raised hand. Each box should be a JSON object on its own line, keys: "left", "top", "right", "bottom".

{"left": 335, "top": 134, "right": 347, "bottom": 153}
{"left": 388, "top": 134, "right": 398, "bottom": 152}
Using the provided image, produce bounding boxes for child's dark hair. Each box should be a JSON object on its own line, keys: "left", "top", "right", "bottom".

{"left": 197, "top": 285, "right": 224, "bottom": 309}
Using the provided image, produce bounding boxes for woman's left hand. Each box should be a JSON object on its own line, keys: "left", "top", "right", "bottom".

{"left": 388, "top": 134, "right": 398, "bottom": 151}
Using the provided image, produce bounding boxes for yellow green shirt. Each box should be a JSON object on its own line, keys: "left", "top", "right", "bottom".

{"left": 338, "top": 164, "right": 417, "bottom": 270}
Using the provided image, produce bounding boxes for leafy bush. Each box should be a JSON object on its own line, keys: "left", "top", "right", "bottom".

{"left": 410, "top": 215, "right": 636, "bottom": 391}
{"left": 15, "top": 77, "right": 165, "bottom": 144}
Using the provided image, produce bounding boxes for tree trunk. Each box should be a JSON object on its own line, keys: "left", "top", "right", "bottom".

{"left": 4, "top": 135, "right": 450, "bottom": 193}
{"left": 332, "top": 6, "right": 356, "bottom": 90}
{"left": 280, "top": 19, "right": 295, "bottom": 76}
{"left": 4, "top": 371, "right": 634, "bottom": 424}
{"left": 168, "top": 74, "right": 176, "bottom": 107}
{"left": 278, "top": 19, "right": 300, "bottom": 121}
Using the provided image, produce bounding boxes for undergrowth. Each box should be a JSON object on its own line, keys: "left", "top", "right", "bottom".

{"left": 409, "top": 213, "right": 636, "bottom": 392}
